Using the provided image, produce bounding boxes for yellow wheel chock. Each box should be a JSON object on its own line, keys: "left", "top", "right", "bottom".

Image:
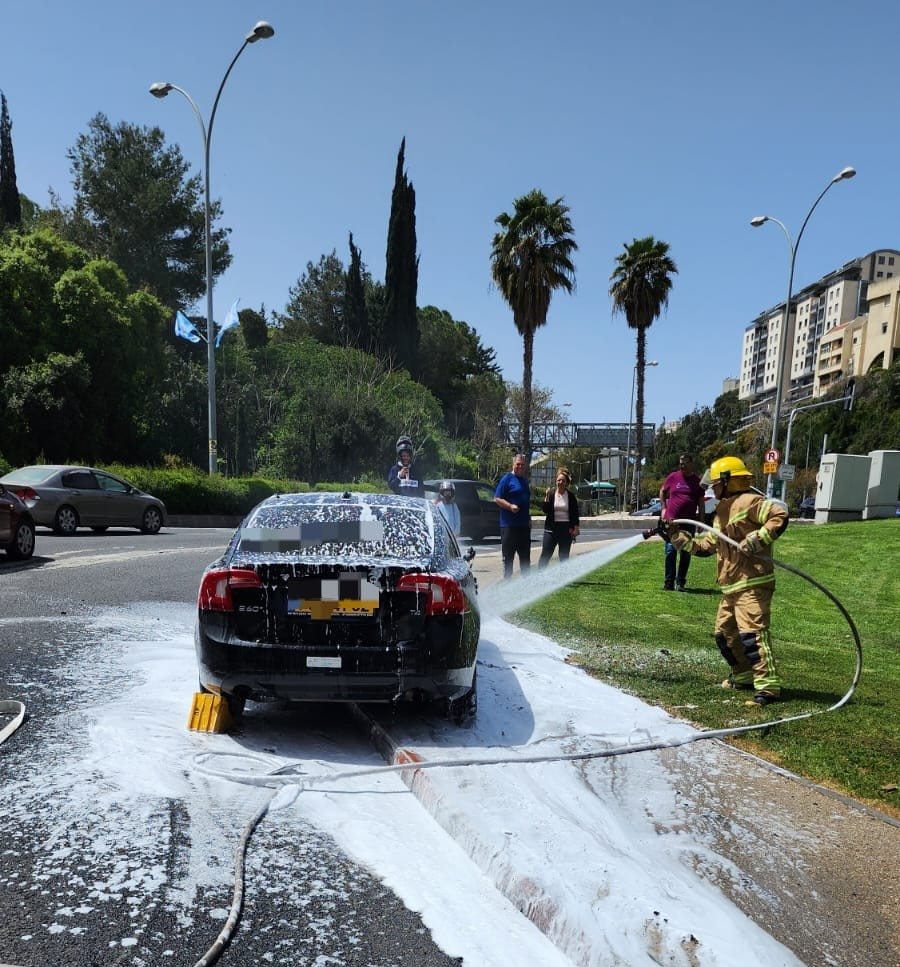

{"left": 188, "top": 691, "right": 233, "bottom": 733}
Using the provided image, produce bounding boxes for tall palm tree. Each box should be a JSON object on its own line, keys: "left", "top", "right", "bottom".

{"left": 490, "top": 189, "right": 577, "bottom": 463}
{"left": 609, "top": 236, "right": 678, "bottom": 508}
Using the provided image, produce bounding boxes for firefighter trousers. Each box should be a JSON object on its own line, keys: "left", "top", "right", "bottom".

{"left": 714, "top": 585, "right": 782, "bottom": 695}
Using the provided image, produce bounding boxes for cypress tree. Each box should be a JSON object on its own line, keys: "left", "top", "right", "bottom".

{"left": 383, "top": 138, "right": 419, "bottom": 376}
{"left": 344, "top": 232, "right": 372, "bottom": 350}
{"left": 0, "top": 92, "right": 22, "bottom": 230}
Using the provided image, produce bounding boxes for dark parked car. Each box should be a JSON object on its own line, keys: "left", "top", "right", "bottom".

{"left": 0, "top": 465, "right": 166, "bottom": 535}
{"left": 629, "top": 497, "right": 662, "bottom": 517}
{"left": 799, "top": 496, "right": 816, "bottom": 519}
{"left": 424, "top": 479, "right": 500, "bottom": 540}
{"left": 0, "top": 484, "right": 36, "bottom": 560}
{"left": 195, "top": 492, "right": 480, "bottom": 720}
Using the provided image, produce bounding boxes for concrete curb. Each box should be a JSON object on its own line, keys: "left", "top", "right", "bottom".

{"left": 347, "top": 703, "right": 586, "bottom": 961}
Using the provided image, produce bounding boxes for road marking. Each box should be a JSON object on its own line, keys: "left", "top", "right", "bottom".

{"left": 39, "top": 546, "right": 225, "bottom": 569}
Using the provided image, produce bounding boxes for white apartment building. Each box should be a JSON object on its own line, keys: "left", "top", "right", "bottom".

{"left": 739, "top": 250, "right": 900, "bottom": 419}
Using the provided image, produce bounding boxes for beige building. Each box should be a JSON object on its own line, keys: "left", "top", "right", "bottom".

{"left": 740, "top": 250, "right": 900, "bottom": 419}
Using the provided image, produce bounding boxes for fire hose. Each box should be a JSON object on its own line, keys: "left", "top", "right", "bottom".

{"left": 192, "top": 520, "right": 863, "bottom": 965}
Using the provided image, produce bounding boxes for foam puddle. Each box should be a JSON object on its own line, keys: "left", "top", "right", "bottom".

{"left": 481, "top": 533, "right": 643, "bottom": 618}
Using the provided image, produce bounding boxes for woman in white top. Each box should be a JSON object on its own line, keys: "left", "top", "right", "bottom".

{"left": 538, "top": 467, "right": 580, "bottom": 566}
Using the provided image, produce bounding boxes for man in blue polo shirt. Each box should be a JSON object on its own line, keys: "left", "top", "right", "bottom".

{"left": 494, "top": 453, "right": 532, "bottom": 579}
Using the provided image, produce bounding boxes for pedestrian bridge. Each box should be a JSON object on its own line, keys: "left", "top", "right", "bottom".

{"left": 502, "top": 422, "right": 656, "bottom": 449}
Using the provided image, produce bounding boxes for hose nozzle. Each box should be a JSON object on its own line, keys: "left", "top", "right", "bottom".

{"left": 642, "top": 520, "right": 670, "bottom": 541}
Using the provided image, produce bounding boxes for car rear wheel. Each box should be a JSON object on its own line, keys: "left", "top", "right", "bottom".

{"left": 446, "top": 667, "right": 477, "bottom": 724}
{"left": 141, "top": 506, "right": 163, "bottom": 534}
{"left": 7, "top": 519, "right": 36, "bottom": 560}
{"left": 199, "top": 681, "right": 245, "bottom": 719}
{"left": 53, "top": 505, "right": 79, "bottom": 535}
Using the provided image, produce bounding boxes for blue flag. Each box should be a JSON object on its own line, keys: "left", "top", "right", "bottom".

{"left": 215, "top": 298, "right": 241, "bottom": 348}
{"left": 175, "top": 310, "right": 203, "bottom": 343}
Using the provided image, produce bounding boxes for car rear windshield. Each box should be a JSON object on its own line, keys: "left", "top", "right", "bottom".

{"left": 3, "top": 467, "right": 56, "bottom": 484}
{"left": 235, "top": 501, "right": 435, "bottom": 566}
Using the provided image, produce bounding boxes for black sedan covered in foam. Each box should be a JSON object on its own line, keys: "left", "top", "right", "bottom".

{"left": 195, "top": 491, "right": 480, "bottom": 719}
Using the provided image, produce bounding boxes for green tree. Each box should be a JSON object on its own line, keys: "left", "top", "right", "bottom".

{"left": 344, "top": 232, "right": 373, "bottom": 351}
{"left": 418, "top": 305, "right": 502, "bottom": 437}
{"left": 609, "top": 236, "right": 677, "bottom": 507}
{"left": 62, "top": 113, "right": 230, "bottom": 308}
{"left": 0, "top": 229, "right": 169, "bottom": 464}
{"left": 239, "top": 305, "right": 269, "bottom": 350}
{"left": 383, "top": 138, "right": 419, "bottom": 375}
{"left": 277, "top": 251, "right": 346, "bottom": 344}
{"left": 0, "top": 92, "right": 22, "bottom": 230}
{"left": 490, "top": 189, "right": 577, "bottom": 464}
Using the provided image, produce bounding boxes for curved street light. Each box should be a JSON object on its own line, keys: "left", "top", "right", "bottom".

{"left": 150, "top": 21, "right": 275, "bottom": 474}
{"left": 750, "top": 165, "right": 855, "bottom": 497}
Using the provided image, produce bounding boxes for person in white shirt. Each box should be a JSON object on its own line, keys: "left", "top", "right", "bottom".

{"left": 434, "top": 480, "right": 461, "bottom": 536}
{"left": 538, "top": 467, "right": 580, "bottom": 566}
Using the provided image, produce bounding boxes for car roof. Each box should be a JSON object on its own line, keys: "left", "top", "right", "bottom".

{"left": 424, "top": 478, "right": 491, "bottom": 486}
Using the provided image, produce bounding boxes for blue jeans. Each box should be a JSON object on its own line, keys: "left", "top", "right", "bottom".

{"left": 664, "top": 524, "right": 694, "bottom": 586}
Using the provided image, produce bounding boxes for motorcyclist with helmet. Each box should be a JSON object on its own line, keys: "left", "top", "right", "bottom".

{"left": 669, "top": 456, "right": 788, "bottom": 707}
{"left": 387, "top": 435, "right": 425, "bottom": 497}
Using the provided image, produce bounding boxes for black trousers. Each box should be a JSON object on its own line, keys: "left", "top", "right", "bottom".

{"left": 538, "top": 523, "right": 573, "bottom": 567}
{"left": 500, "top": 526, "right": 531, "bottom": 578}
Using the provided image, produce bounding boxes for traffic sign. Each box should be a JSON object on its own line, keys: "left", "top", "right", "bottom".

{"left": 764, "top": 448, "right": 781, "bottom": 464}
{"left": 778, "top": 464, "right": 795, "bottom": 480}
{"left": 763, "top": 461, "right": 778, "bottom": 475}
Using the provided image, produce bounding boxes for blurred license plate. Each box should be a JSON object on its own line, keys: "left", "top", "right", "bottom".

{"left": 307, "top": 656, "right": 342, "bottom": 669}
{"left": 288, "top": 575, "right": 379, "bottom": 620}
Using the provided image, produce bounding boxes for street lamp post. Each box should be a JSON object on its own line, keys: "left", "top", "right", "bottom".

{"left": 623, "top": 360, "right": 657, "bottom": 510}
{"left": 150, "top": 21, "right": 275, "bottom": 474}
{"left": 750, "top": 166, "right": 855, "bottom": 497}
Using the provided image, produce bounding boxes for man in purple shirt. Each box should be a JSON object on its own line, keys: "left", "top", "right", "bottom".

{"left": 659, "top": 453, "right": 705, "bottom": 591}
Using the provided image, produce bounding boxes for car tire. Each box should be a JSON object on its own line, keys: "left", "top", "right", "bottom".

{"left": 53, "top": 505, "right": 79, "bottom": 535}
{"left": 141, "top": 507, "right": 163, "bottom": 534}
{"left": 199, "top": 681, "right": 246, "bottom": 719}
{"left": 447, "top": 667, "right": 477, "bottom": 724}
{"left": 6, "top": 519, "right": 36, "bottom": 560}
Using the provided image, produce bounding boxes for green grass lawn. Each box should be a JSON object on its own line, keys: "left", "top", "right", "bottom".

{"left": 510, "top": 518, "right": 900, "bottom": 816}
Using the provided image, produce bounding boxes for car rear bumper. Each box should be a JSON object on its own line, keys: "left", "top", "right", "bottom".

{"left": 195, "top": 625, "right": 477, "bottom": 704}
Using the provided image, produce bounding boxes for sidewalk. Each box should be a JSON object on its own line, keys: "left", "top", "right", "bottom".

{"left": 360, "top": 538, "right": 900, "bottom": 967}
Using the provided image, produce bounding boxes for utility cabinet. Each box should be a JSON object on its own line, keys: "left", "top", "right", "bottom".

{"left": 863, "top": 449, "right": 900, "bottom": 520}
{"left": 814, "top": 454, "right": 870, "bottom": 524}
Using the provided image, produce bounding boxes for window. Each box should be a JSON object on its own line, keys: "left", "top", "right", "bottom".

{"left": 877, "top": 271, "right": 884, "bottom": 278}
{"left": 63, "top": 471, "right": 98, "bottom": 490}
{"left": 878, "top": 255, "right": 885, "bottom": 264}
{"left": 889, "top": 256, "right": 895, "bottom": 266}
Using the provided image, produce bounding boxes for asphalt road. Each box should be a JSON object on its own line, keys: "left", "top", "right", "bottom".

{"left": 0, "top": 527, "right": 465, "bottom": 967}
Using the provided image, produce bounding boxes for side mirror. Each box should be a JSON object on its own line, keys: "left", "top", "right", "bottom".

{"left": 464, "top": 547, "right": 476, "bottom": 563}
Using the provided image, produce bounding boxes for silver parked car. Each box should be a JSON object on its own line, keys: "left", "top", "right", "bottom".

{"left": 0, "top": 465, "right": 166, "bottom": 535}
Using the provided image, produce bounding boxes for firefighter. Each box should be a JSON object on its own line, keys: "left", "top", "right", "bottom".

{"left": 670, "top": 456, "right": 788, "bottom": 706}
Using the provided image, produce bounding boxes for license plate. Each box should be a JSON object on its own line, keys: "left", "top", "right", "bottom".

{"left": 288, "top": 574, "right": 379, "bottom": 620}
{"left": 307, "top": 656, "right": 342, "bottom": 669}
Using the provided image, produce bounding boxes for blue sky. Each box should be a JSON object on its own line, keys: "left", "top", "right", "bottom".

{"left": 5, "top": 1, "right": 896, "bottom": 429}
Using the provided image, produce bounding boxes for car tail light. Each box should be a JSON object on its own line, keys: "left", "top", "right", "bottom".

{"left": 198, "top": 568, "right": 263, "bottom": 612}
{"left": 15, "top": 487, "right": 39, "bottom": 501}
{"left": 396, "top": 573, "right": 467, "bottom": 615}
